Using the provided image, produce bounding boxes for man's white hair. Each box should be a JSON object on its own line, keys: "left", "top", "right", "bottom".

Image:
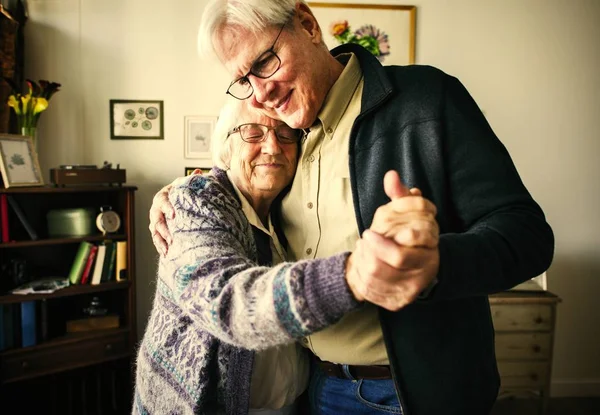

{"left": 198, "top": 0, "right": 305, "bottom": 60}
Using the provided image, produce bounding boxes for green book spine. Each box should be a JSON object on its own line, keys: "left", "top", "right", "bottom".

{"left": 68, "top": 242, "right": 92, "bottom": 285}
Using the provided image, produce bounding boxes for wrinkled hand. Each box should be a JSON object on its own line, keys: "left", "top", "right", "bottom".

{"left": 149, "top": 170, "right": 201, "bottom": 256}
{"left": 346, "top": 171, "right": 440, "bottom": 311}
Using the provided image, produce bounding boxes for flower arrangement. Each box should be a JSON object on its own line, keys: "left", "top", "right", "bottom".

{"left": 5, "top": 78, "right": 61, "bottom": 131}
{"left": 329, "top": 20, "right": 390, "bottom": 62}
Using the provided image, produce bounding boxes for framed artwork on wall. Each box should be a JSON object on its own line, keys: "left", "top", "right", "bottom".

{"left": 184, "top": 115, "right": 216, "bottom": 161}
{"left": 110, "top": 100, "right": 164, "bottom": 139}
{"left": 0, "top": 134, "right": 43, "bottom": 188}
{"left": 308, "top": 2, "right": 416, "bottom": 65}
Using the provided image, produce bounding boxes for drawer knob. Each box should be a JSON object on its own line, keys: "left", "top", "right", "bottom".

{"left": 534, "top": 317, "right": 544, "bottom": 324}
{"left": 21, "top": 361, "right": 29, "bottom": 369}
{"left": 530, "top": 373, "right": 538, "bottom": 381}
{"left": 533, "top": 345, "right": 541, "bottom": 353}
{"left": 105, "top": 344, "right": 113, "bottom": 351}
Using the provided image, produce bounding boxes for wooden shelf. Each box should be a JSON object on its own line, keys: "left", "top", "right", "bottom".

{"left": 0, "top": 281, "right": 131, "bottom": 304}
{"left": 0, "top": 233, "right": 127, "bottom": 248}
{"left": 0, "top": 185, "right": 137, "bottom": 194}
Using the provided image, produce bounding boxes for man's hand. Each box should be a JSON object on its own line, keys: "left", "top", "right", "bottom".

{"left": 345, "top": 170, "right": 440, "bottom": 310}
{"left": 149, "top": 170, "right": 201, "bottom": 256}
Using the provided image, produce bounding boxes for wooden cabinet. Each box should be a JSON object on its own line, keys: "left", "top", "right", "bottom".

{"left": 0, "top": 185, "right": 137, "bottom": 413}
{"left": 490, "top": 291, "right": 560, "bottom": 415}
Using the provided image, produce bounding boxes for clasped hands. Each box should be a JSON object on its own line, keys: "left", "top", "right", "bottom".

{"left": 345, "top": 171, "right": 440, "bottom": 311}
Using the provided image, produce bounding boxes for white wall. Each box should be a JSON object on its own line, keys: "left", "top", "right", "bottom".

{"left": 24, "top": 0, "right": 600, "bottom": 397}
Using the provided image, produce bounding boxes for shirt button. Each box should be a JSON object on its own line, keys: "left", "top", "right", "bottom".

{"left": 326, "top": 127, "right": 333, "bottom": 134}
{"left": 306, "top": 248, "right": 312, "bottom": 255}
{"left": 301, "top": 337, "right": 309, "bottom": 345}
{"left": 307, "top": 202, "right": 313, "bottom": 209}
{"left": 308, "top": 155, "right": 315, "bottom": 162}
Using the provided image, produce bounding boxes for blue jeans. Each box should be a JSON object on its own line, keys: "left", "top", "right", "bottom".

{"left": 308, "top": 363, "right": 402, "bottom": 414}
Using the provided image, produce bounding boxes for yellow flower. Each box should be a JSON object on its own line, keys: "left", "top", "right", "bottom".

{"left": 21, "top": 93, "right": 31, "bottom": 108}
{"left": 7, "top": 95, "right": 21, "bottom": 115}
{"left": 33, "top": 97, "right": 49, "bottom": 115}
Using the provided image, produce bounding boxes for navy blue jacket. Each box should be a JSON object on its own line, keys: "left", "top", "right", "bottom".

{"left": 335, "top": 43, "right": 554, "bottom": 415}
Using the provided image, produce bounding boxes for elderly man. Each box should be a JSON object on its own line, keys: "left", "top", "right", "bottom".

{"left": 149, "top": 1, "right": 554, "bottom": 414}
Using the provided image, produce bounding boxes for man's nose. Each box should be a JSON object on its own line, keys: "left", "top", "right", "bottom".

{"left": 250, "top": 76, "right": 275, "bottom": 105}
{"left": 261, "top": 130, "right": 282, "bottom": 154}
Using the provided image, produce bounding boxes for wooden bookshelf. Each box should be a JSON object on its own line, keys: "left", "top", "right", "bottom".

{"left": 0, "top": 185, "right": 137, "bottom": 413}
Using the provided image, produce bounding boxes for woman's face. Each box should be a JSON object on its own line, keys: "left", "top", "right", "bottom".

{"left": 228, "top": 112, "right": 299, "bottom": 207}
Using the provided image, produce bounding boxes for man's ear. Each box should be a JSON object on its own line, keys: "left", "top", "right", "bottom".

{"left": 295, "top": 2, "right": 322, "bottom": 44}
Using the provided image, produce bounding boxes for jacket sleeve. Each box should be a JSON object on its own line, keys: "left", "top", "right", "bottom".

{"left": 431, "top": 76, "right": 554, "bottom": 301}
{"left": 158, "top": 176, "right": 359, "bottom": 350}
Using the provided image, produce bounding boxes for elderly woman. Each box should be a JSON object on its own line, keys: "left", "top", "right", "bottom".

{"left": 134, "top": 99, "right": 365, "bottom": 415}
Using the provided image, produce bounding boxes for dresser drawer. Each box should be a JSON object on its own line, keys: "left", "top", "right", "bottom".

{"left": 495, "top": 333, "right": 552, "bottom": 360}
{"left": 491, "top": 304, "right": 552, "bottom": 331}
{"left": 497, "top": 361, "right": 549, "bottom": 388}
{"left": 1, "top": 331, "right": 130, "bottom": 383}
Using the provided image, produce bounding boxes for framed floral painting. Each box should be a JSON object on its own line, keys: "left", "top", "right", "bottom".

{"left": 308, "top": 2, "right": 416, "bottom": 65}
{"left": 0, "top": 134, "right": 43, "bottom": 188}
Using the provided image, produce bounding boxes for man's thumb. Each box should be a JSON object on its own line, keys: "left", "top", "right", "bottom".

{"left": 384, "top": 170, "right": 410, "bottom": 200}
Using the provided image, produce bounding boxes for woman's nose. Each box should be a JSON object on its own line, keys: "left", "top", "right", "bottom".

{"left": 261, "top": 130, "right": 282, "bottom": 154}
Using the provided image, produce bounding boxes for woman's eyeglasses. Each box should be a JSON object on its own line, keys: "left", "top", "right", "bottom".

{"left": 227, "top": 123, "right": 302, "bottom": 144}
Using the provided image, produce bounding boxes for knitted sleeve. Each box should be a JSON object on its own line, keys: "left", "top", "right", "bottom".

{"left": 157, "top": 174, "right": 359, "bottom": 351}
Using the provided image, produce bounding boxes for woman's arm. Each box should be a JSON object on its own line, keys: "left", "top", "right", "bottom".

{"left": 158, "top": 174, "right": 360, "bottom": 351}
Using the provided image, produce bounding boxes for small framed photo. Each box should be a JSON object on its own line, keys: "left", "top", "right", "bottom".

{"left": 184, "top": 167, "right": 208, "bottom": 176}
{"left": 0, "top": 134, "right": 44, "bottom": 188}
{"left": 184, "top": 115, "right": 216, "bottom": 161}
{"left": 110, "top": 99, "right": 164, "bottom": 139}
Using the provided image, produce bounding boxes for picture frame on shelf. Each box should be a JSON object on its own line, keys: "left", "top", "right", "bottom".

{"left": 0, "top": 134, "right": 44, "bottom": 188}
{"left": 184, "top": 167, "right": 209, "bottom": 176}
{"left": 308, "top": 2, "right": 416, "bottom": 65}
{"left": 110, "top": 99, "right": 164, "bottom": 139}
{"left": 184, "top": 115, "right": 217, "bottom": 161}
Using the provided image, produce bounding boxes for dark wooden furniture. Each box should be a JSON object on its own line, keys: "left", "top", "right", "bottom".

{"left": 0, "top": 185, "right": 136, "bottom": 414}
{"left": 490, "top": 291, "right": 561, "bottom": 415}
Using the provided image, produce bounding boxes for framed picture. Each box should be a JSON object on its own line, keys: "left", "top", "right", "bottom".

{"left": 110, "top": 100, "right": 164, "bottom": 139}
{"left": 0, "top": 134, "right": 44, "bottom": 188}
{"left": 308, "top": 2, "right": 416, "bottom": 65}
{"left": 184, "top": 167, "right": 208, "bottom": 176}
{"left": 184, "top": 115, "right": 217, "bottom": 160}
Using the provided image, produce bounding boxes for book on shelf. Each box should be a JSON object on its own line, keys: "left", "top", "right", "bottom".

{"left": 0, "top": 194, "right": 9, "bottom": 243}
{"left": 20, "top": 301, "right": 36, "bottom": 347}
{"left": 101, "top": 241, "right": 116, "bottom": 283}
{"left": 68, "top": 241, "right": 93, "bottom": 285}
{"left": 0, "top": 304, "right": 16, "bottom": 351}
{"left": 90, "top": 244, "right": 107, "bottom": 286}
{"left": 80, "top": 244, "right": 99, "bottom": 285}
{"left": 116, "top": 241, "right": 127, "bottom": 281}
{"left": 6, "top": 195, "right": 38, "bottom": 240}
{"left": 66, "top": 314, "right": 119, "bottom": 333}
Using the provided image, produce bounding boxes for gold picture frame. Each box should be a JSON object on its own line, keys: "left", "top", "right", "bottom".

{"left": 308, "top": 2, "right": 416, "bottom": 65}
{"left": 0, "top": 134, "right": 44, "bottom": 188}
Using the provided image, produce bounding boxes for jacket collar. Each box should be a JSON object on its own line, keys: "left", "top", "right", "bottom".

{"left": 330, "top": 43, "right": 395, "bottom": 116}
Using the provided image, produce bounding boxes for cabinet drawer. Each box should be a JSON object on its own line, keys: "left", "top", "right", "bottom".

{"left": 491, "top": 304, "right": 552, "bottom": 331}
{"left": 1, "top": 331, "right": 130, "bottom": 383}
{"left": 497, "top": 361, "right": 549, "bottom": 388}
{"left": 495, "top": 333, "right": 551, "bottom": 360}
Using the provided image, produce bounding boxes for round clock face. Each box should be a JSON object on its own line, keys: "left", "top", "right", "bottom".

{"left": 96, "top": 210, "right": 121, "bottom": 234}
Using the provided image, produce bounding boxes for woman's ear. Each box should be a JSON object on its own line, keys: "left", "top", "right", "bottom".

{"left": 294, "top": 2, "right": 322, "bottom": 44}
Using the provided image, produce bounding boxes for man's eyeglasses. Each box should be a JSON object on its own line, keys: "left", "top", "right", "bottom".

{"left": 226, "top": 23, "right": 287, "bottom": 100}
{"left": 227, "top": 123, "right": 302, "bottom": 144}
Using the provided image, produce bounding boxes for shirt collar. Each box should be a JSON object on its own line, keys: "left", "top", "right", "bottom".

{"left": 315, "top": 53, "right": 363, "bottom": 139}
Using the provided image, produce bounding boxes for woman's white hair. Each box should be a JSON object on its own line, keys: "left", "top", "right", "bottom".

{"left": 210, "top": 98, "right": 248, "bottom": 170}
{"left": 198, "top": 0, "right": 305, "bottom": 60}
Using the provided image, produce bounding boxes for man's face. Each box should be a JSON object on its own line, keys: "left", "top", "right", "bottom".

{"left": 215, "top": 11, "right": 338, "bottom": 129}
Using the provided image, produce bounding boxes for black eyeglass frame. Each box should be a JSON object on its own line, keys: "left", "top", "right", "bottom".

{"left": 227, "top": 123, "right": 302, "bottom": 144}
{"left": 225, "top": 22, "right": 288, "bottom": 100}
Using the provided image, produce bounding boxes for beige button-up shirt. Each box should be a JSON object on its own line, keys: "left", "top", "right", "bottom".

{"left": 228, "top": 172, "right": 309, "bottom": 409}
{"left": 281, "top": 54, "right": 388, "bottom": 365}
